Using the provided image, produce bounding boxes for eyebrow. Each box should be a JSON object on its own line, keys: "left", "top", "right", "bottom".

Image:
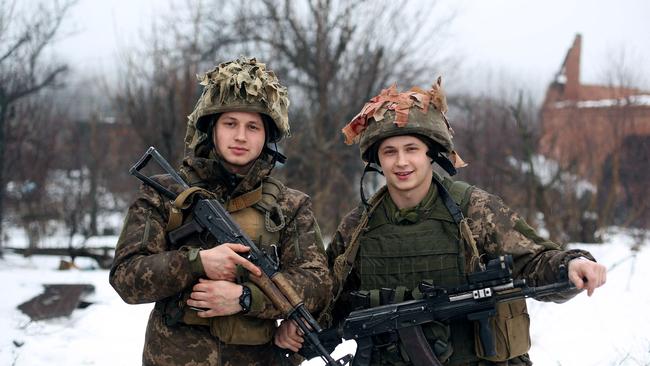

{"left": 221, "top": 117, "right": 261, "bottom": 125}
{"left": 381, "top": 142, "right": 419, "bottom": 150}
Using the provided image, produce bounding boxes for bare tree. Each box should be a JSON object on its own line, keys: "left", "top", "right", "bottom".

{"left": 199, "top": 0, "right": 457, "bottom": 233}
{"left": 4, "top": 92, "right": 65, "bottom": 248}
{"left": 0, "top": 0, "right": 75, "bottom": 250}
{"left": 450, "top": 88, "right": 598, "bottom": 244}
{"left": 113, "top": 1, "right": 240, "bottom": 167}
{"left": 112, "top": 0, "right": 456, "bottom": 234}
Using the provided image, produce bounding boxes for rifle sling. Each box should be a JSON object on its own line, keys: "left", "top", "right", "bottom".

{"left": 226, "top": 184, "right": 263, "bottom": 212}
{"left": 167, "top": 186, "right": 206, "bottom": 231}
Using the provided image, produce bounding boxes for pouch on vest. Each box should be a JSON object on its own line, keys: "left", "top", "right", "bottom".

{"left": 210, "top": 314, "right": 276, "bottom": 345}
{"left": 474, "top": 299, "right": 531, "bottom": 361}
{"left": 180, "top": 292, "right": 277, "bottom": 345}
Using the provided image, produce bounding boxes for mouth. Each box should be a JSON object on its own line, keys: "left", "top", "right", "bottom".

{"left": 229, "top": 146, "right": 249, "bottom": 155}
{"left": 394, "top": 171, "right": 413, "bottom": 180}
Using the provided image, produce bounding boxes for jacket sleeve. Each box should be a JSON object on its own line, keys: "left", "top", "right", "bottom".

{"left": 323, "top": 207, "right": 364, "bottom": 326}
{"left": 245, "top": 189, "right": 333, "bottom": 319}
{"left": 466, "top": 187, "right": 595, "bottom": 303}
{"left": 109, "top": 183, "right": 198, "bottom": 304}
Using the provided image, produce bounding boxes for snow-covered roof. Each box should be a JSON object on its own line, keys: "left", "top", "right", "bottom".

{"left": 553, "top": 95, "right": 650, "bottom": 109}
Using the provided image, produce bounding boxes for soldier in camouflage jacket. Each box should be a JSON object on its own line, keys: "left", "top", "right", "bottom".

{"left": 275, "top": 79, "right": 606, "bottom": 365}
{"left": 110, "top": 57, "right": 331, "bottom": 366}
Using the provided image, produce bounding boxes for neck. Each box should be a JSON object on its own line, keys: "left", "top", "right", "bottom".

{"left": 222, "top": 160, "right": 253, "bottom": 175}
{"left": 387, "top": 171, "right": 433, "bottom": 209}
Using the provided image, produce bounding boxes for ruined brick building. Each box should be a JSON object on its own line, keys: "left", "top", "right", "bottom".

{"left": 539, "top": 34, "right": 650, "bottom": 226}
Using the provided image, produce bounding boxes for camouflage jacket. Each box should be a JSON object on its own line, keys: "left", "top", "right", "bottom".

{"left": 110, "top": 154, "right": 331, "bottom": 366}
{"left": 326, "top": 181, "right": 594, "bottom": 327}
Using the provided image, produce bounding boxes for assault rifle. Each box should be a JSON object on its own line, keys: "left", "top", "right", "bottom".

{"left": 302, "top": 255, "right": 576, "bottom": 366}
{"left": 130, "top": 147, "right": 351, "bottom": 366}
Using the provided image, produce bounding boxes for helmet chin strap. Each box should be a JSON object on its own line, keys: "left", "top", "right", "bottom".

{"left": 430, "top": 152, "right": 457, "bottom": 176}
{"left": 359, "top": 151, "right": 456, "bottom": 208}
{"left": 360, "top": 163, "right": 384, "bottom": 208}
{"left": 264, "top": 142, "right": 287, "bottom": 165}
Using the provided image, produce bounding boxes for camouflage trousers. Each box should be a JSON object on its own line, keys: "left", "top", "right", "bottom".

{"left": 142, "top": 308, "right": 296, "bottom": 366}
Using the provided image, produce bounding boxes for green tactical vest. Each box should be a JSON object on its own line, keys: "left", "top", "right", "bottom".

{"left": 357, "top": 177, "right": 479, "bottom": 365}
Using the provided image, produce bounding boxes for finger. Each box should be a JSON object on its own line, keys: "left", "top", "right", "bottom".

{"left": 193, "top": 282, "right": 208, "bottom": 292}
{"left": 197, "top": 309, "right": 219, "bottom": 318}
{"left": 286, "top": 338, "right": 302, "bottom": 352}
{"left": 225, "top": 243, "right": 251, "bottom": 253}
{"left": 234, "top": 256, "right": 262, "bottom": 277}
{"left": 597, "top": 268, "right": 607, "bottom": 287}
{"left": 198, "top": 278, "right": 221, "bottom": 286}
{"left": 278, "top": 335, "right": 302, "bottom": 352}
{"left": 569, "top": 271, "right": 584, "bottom": 289}
{"left": 279, "top": 340, "right": 299, "bottom": 353}
{"left": 289, "top": 332, "right": 305, "bottom": 344}
{"left": 585, "top": 274, "right": 598, "bottom": 296}
{"left": 296, "top": 325, "right": 304, "bottom": 337}
{"left": 190, "top": 291, "right": 208, "bottom": 301}
{"left": 187, "top": 299, "right": 207, "bottom": 308}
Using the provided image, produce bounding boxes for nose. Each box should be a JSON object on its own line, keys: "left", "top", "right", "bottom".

{"left": 234, "top": 125, "right": 247, "bottom": 142}
{"left": 396, "top": 150, "right": 408, "bottom": 166}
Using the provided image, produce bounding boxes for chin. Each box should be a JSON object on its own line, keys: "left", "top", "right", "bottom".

{"left": 389, "top": 181, "right": 416, "bottom": 192}
{"left": 225, "top": 155, "right": 253, "bottom": 165}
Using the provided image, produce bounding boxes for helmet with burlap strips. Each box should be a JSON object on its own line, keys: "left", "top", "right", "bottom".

{"left": 341, "top": 77, "right": 465, "bottom": 170}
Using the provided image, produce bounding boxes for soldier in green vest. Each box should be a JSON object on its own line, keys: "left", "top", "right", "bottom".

{"left": 274, "top": 78, "right": 606, "bottom": 365}
{"left": 110, "top": 57, "right": 331, "bottom": 366}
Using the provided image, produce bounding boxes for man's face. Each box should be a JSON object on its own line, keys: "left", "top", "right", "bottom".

{"left": 377, "top": 135, "right": 433, "bottom": 196}
{"left": 213, "top": 111, "right": 266, "bottom": 173}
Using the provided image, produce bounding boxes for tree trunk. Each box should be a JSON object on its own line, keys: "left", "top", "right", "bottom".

{"left": 0, "top": 102, "right": 7, "bottom": 256}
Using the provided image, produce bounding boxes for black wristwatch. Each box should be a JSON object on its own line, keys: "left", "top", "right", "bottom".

{"left": 239, "top": 285, "right": 252, "bottom": 314}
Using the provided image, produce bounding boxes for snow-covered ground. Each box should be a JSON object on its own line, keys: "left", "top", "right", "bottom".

{"left": 1, "top": 227, "right": 648, "bottom": 366}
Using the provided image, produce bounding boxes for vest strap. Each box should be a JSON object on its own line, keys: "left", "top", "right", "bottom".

{"left": 255, "top": 177, "right": 286, "bottom": 232}
{"left": 226, "top": 184, "right": 263, "bottom": 212}
{"left": 433, "top": 178, "right": 463, "bottom": 225}
{"left": 434, "top": 178, "right": 481, "bottom": 271}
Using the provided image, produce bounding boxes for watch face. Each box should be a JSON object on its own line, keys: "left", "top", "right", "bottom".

{"left": 240, "top": 286, "right": 252, "bottom": 313}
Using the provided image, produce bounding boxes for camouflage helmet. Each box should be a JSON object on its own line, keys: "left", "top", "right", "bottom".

{"left": 342, "top": 77, "right": 465, "bottom": 169}
{"left": 188, "top": 57, "right": 290, "bottom": 143}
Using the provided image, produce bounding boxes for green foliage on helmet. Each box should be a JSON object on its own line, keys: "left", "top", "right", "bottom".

{"left": 186, "top": 57, "right": 290, "bottom": 152}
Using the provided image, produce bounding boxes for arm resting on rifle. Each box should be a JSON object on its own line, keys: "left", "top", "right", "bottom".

{"left": 464, "top": 187, "right": 596, "bottom": 303}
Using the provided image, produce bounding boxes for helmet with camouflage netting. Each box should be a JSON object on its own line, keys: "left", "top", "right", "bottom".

{"left": 341, "top": 77, "right": 466, "bottom": 174}
{"left": 186, "top": 57, "right": 290, "bottom": 153}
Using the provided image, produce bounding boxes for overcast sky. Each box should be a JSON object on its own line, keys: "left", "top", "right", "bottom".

{"left": 56, "top": 0, "right": 649, "bottom": 100}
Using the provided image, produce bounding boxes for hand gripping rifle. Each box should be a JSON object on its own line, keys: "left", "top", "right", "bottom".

{"left": 130, "top": 147, "right": 352, "bottom": 366}
{"left": 303, "top": 254, "right": 576, "bottom": 366}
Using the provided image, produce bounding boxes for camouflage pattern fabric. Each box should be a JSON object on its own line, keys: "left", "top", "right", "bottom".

{"left": 110, "top": 153, "right": 331, "bottom": 366}
{"left": 326, "top": 185, "right": 595, "bottom": 365}
{"left": 110, "top": 153, "right": 331, "bottom": 365}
